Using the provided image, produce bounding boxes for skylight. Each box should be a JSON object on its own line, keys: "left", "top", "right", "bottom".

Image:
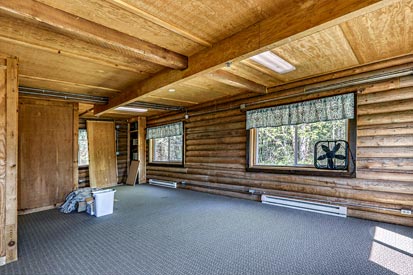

{"left": 250, "top": 51, "right": 295, "bottom": 74}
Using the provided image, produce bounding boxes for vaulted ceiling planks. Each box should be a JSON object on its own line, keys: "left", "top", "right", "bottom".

{"left": 94, "top": 0, "right": 388, "bottom": 115}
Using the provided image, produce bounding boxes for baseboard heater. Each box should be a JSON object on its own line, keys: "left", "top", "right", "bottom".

{"left": 148, "top": 179, "right": 177, "bottom": 189}
{"left": 261, "top": 195, "right": 347, "bottom": 218}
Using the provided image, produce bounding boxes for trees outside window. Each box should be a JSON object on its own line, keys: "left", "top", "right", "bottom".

{"left": 151, "top": 135, "right": 183, "bottom": 163}
{"left": 255, "top": 119, "right": 347, "bottom": 167}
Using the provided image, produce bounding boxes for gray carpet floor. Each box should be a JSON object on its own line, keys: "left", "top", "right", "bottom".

{"left": 1, "top": 185, "right": 412, "bottom": 275}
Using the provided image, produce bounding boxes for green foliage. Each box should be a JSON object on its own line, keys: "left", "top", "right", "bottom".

{"left": 154, "top": 135, "right": 183, "bottom": 162}
{"left": 257, "top": 120, "right": 346, "bottom": 166}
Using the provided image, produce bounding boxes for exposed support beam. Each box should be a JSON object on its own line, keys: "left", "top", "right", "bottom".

{"left": 94, "top": 0, "right": 393, "bottom": 116}
{"left": 0, "top": 0, "right": 187, "bottom": 69}
{"left": 147, "top": 95, "right": 199, "bottom": 105}
{"left": 206, "top": 70, "right": 267, "bottom": 94}
{"left": 107, "top": 0, "right": 212, "bottom": 48}
{"left": 0, "top": 15, "right": 162, "bottom": 74}
{"left": 0, "top": 56, "right": 18, "bottom": 265}
{"left": 0, "top": 36, "right": 149, "bottom": 75}
{"left": 20, "top": 75, "right": 121, "bottom": 92}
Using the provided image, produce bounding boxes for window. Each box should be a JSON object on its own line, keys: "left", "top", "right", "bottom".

{"left": 78, "top": 129, "right": 89, "bottom": 166}
{"left": 253, "top": 120, "right": 347, "bottom": 167}
{"left": 147, "top": 122, "right": 184, "bottom": 165}
{"left": 246, "top": 93, "right": 356, "bottom": 176}
{"left": 151, "top": 136, "right": 183, "bottom": 163}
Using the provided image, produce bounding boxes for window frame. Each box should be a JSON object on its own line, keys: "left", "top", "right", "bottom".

{"left": 78, "top": 128, "right": 89, "bottom": 168}
{"left": 148, "top": 134, "right": 185, "bottom": 167}
{"left": 246, "top": 114, "right": 357, "bottom": 178}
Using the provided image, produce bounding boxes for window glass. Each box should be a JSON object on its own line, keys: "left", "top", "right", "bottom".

{"left": 78, "top": 129, "right": 89, "bottom": 166}
{"left": 255, "top": 119, "right": 347, "bottom": 167}
{"left": 152, "top": 135, "right": 183, "bottom": 163}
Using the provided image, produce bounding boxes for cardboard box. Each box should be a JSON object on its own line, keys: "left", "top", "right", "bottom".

{"left": 77, "top": 201, "right": 87, "bottom": 212}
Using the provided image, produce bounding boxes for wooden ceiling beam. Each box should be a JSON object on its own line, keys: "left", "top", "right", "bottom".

{"left": 206, "top": 70, "right": 267, "bottom": 94}
{"left": 92, "top": 0, "right": 395, "bottom": 115}
{"left": 0, "top": 0, "right": 187, "bottom": 69}
{"left": 19, "top": 75, "right": 121, "bottom": 92}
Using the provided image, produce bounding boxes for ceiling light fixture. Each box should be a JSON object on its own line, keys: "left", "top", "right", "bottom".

{"left": 168, "top": 88, "right": 176, "bottom": 93}
{"left": 115, "top": 106, "right": 148, "bottom": 113}
{"left": 250, "top": 51, "right": 295, "bottom": 74}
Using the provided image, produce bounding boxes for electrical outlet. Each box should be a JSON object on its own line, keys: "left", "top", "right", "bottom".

{"left": 401, "top": 209, "right": 412, "bottom": 215}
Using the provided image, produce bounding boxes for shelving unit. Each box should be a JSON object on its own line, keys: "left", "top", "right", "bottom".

{"left": 126, "top": 118, "right": 146, "bottom": 184}
{"left": 130, "top": 123, "right": 139, "bottom": 161}
{"left": 127, "top": 121, "right": 139, "bottom": 185}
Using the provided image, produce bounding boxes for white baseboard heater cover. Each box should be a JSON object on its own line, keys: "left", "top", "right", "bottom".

{"left": 149, "top": 179, "right": 177, "bottom": 189}
{"left": 261, "top": 195, "right": 347, "bottom": 218}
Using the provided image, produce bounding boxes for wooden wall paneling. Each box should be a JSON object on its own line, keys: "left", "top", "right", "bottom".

{"left": 146, "top": 76, "right": 413, "bottom": 226}
{"left": 87, "top": 121, "right": 118, "bottom": 188}
{"left": 138, "top": 117, "right": 146, "bottom": 184}
{"left": 18, "top": 99, "right": 75, "bottom": 211}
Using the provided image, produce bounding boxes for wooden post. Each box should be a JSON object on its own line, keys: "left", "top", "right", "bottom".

{"left": 0, "top": 56, "right": 18, "bottom": 265}
{"left": 138, "top": 117, "right": 146, "bottom": 184}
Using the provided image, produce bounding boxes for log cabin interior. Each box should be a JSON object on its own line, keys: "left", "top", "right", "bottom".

{"left": 0, "top": 0, "right": 412, "bottom": 274}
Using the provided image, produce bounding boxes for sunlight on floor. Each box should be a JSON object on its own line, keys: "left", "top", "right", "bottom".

{"left": 369, "top": 227, "right": 413, "bottom": 275}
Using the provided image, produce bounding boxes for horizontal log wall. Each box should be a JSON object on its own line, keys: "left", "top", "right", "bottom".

{"left": 147, "top": 73, "right": 413, "bottom": 227}
{"left": 78, "top": 119, "right": 128, "bottom": 187}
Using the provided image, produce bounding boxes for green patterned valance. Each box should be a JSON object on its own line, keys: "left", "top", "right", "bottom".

{"left": 246, "top": 93, "right": 354, "bottom": 130}
{"left": 146, "top": 122, "right": 183, "bottom": 140}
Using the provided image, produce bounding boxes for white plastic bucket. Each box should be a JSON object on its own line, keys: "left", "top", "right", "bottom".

{"left": 92, "top": 189, "right": 116, "bottom": 217}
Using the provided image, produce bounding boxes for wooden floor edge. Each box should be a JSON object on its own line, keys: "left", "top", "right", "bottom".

{"left": 18, "top": 203, "right": 62, "bottom": 215}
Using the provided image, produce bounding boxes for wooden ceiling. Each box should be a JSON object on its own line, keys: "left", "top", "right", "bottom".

{"left": 0, "top": 0, "right": 412, "bottom": 118}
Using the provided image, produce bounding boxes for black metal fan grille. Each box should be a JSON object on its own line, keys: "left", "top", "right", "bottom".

{"left": 314, "top": 140, "right": 348, "bottom": 170}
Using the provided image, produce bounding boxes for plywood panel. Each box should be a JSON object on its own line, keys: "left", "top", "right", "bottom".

{"left": 341, "top": 0, "right": 413, "bottom": 64}
{"left": 246, "top": 26, "right": 360, "bottom": 82}
{"left": 126, "top": 160, "right": 139, "bottom": 186}
{"left": 87, "top": 121, "right": 118, "bottom": 188}
{"left": 18, "top": 99, "right": 75, "bottom": 210}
